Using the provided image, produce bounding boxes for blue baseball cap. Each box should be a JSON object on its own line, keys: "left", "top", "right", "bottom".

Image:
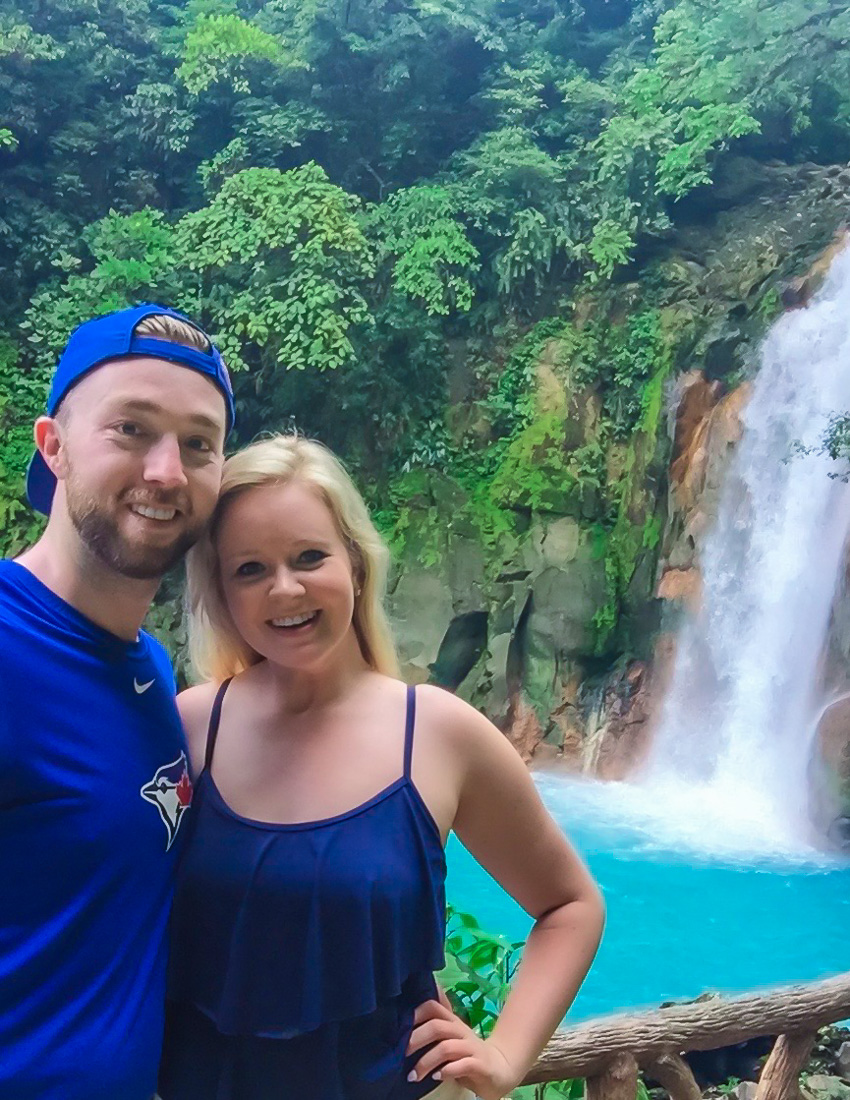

{"left": 26, "top": 303, "right": 235, "bottom": 515}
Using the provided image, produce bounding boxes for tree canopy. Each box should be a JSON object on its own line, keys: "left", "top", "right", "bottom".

{"left": 2, "top": 0, "right": 849, "bottom": 558}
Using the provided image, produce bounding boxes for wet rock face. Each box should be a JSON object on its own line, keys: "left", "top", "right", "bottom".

{"left": 810, "top": 696, "right": 850, "bottom": 846}
{"left": 782, "top": 230, "right": 850, "bottom": 310}
{"left": 387, "top": 506, "right": 608, "bottom": 764}
{"left": 661, "top": 372, "right": 750, "bottom": 604}
{"left": 585, "top": 661, "right": 655, "bottom": 780}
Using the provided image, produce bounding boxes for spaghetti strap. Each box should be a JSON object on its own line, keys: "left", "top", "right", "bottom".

{"left": 402, "top": 684, "right": 416, "bottom": 779}
{"left": 204, "top": 677, "right": 233, "bottom": 773}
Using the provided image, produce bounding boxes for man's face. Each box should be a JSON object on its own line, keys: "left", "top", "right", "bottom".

{"left": 50, "top": 357, "right": 227, "bottom": 579}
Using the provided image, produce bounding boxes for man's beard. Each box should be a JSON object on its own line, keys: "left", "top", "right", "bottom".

{"left": 66, "top": 480, "right": 205, "bottom": 580}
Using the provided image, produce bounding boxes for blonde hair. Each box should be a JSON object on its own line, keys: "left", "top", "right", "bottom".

{"left": 186, "top": 434, "right": 400, "bottom": 683}
{"left": 134, "top": 312, "right": 211, "bottom": 351}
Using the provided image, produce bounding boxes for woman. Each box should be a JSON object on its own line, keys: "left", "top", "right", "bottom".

{"left": 159, "top": 435, "right": 604, "bottom": 1100}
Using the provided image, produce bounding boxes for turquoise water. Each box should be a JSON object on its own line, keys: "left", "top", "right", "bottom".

{"left": 446, "top": 773, "right": 850, "bottom": 1023}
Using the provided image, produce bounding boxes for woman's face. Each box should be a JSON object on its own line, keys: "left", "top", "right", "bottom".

{"left": 216, "top": 480, "right": 359, "bottom": 671}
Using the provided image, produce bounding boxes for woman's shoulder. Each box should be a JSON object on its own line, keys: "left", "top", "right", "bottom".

{"left": 177, "top": 679, "right": 224, "bottom": 723}
{"left": 412, "top": 682, "right": 503, "bottom": 757}
{"left": 177, "top": 680, "right": 226, "bottom": 774}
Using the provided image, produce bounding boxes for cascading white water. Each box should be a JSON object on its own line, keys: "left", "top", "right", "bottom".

{"left": 639, "top": 246, "right": 850, "bottom": 855}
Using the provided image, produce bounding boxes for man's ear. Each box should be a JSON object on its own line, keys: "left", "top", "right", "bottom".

{"left": 34, "top": 416, "right": 68, "bottom": 480}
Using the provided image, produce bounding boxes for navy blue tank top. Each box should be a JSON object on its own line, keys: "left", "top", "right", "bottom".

{"left": 161, "top": 682, "right": 447, "bottom": 1100}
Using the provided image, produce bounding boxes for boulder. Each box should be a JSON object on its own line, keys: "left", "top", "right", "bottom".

{"left": 836, "top": 1041, "right": 850, "bottom": 1081}
{"left": 803, "top": 1075, "right": 850, "bottom": 1100}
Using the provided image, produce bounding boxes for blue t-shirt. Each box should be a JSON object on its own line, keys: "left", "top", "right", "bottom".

{"left": 0, "top": 560, "right": 191, "bottom": 1100}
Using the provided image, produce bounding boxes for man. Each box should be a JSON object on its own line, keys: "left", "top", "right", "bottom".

{"left": 0, "top": 303, "right": 234, "bottom": 1099}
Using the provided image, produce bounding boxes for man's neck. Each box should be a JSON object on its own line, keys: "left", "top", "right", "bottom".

{"left": 16, "top": 531, "right": 159, "bottom": 643}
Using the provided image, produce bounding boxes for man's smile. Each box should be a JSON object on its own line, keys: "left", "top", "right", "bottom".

{"left": 129, "top": 503, "right": 179, "bottom": 522}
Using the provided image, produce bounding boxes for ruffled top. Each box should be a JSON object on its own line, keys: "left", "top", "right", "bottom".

{"left": 167, "top": 683, "right": 447, "bottom": 1039}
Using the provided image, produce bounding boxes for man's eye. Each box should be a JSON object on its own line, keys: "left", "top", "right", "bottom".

{"left": 185, "top": 437, "right": 213, "bottom": 454}
{"left": 117, "top": 422, "right": 142, "bottom": 437}
{"left": 235, "top": 561, "right": 264, "bottom": 578}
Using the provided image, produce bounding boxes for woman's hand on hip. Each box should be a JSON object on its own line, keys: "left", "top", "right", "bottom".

{"left": 406, "top": 999, "right": 519, "bottom": 1100}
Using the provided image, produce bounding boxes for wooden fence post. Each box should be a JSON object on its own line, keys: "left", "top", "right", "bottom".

{"left": 641, "top": 1050, "right": 702, "bottom": 1100}
{"left": 585, "top": 1052, "right": 639, "bottom": 1100}
{"left": 756, "top": 1031, "right": 818, "bottom": 1100}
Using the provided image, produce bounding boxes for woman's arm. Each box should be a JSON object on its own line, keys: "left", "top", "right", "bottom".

{"left": 408, "top": 691, "right": 604, "bottom": 1099}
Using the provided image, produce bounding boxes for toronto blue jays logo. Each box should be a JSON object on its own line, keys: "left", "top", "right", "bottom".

{"left": 140, "top": 752, "right": 193, "bottom": 851}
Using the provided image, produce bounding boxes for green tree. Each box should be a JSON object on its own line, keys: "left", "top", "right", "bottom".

{"left": 452, "top": 127, "right": 587, "bottom": 303}
{"left": 177, "top": 12, "right": 305, "bottom": 95}
{"left": 366, "top": 185, "right": 480, "bottom": 315}
{"left": 176, "top": 164, "right": 375, "bottom": 384}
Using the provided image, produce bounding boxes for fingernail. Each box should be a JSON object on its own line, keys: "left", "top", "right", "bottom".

{"left": 433, "top": 1071, "right": 442, "bottom": 1081}
{"left": 407, "top": 1071, "right": 417, "bottom": 1082}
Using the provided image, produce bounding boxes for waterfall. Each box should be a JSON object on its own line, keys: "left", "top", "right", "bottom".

{"left": 640, "top": 246, "right": 850, "bottom": 854}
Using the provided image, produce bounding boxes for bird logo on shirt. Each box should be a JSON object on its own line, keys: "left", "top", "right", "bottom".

{"left": 140, "top": 752, "right": 193, "bottom": 851}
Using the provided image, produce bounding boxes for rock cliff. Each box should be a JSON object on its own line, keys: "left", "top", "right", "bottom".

{"left": 386, "top": 158, "right": 850, "bottom": 798}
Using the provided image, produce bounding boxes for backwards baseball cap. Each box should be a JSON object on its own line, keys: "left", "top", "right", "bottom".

{"left": 26, "top": 303, "right": 235, "bottom": 515}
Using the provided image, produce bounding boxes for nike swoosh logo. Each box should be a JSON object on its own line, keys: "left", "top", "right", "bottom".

{"left": 134, "top": 678, "right": 155, "bottom": 694}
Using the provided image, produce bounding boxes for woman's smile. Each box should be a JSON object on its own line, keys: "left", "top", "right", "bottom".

{"left": 267, "top": 611, "right": 321, "bottom": 631}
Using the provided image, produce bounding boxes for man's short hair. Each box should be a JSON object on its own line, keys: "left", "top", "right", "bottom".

{"left": 133, "top": 313, "right": 212, "bottom": 354}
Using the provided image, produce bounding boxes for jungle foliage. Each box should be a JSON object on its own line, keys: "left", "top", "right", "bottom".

{"left": 3, "top": 0, "right": 850, "bottom": 565}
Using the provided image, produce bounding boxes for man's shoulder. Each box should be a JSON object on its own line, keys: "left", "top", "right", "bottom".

{"left": 0, "top": 561, "right": 35, "bottom": 633}
{"left": 0, "top": 559, "right": 27, "bottom": 600}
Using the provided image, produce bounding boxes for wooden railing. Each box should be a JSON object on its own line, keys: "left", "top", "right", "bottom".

{"left": 521, "top": 972, "right": 850, "bottom": 1100}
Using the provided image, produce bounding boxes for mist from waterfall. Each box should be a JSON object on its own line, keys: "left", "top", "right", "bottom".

{"left": 638, "top": 246, "right": 850, "bottom": 856}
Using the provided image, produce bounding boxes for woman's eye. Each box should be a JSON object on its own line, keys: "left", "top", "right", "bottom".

{"left": 298, "top": 550, "right": 327, "bottom": 566}
{"left": 235, "top": 561, "right": 264, "bottom": 578}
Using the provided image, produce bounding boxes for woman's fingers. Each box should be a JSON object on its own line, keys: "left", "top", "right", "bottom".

{"left": 407, "top": 1038, "right": 471, "bottom": 1082}
{"left": 406, "top": 1015, "right": 466, "bottom": 1055}
{"left": 435, "top": 1055, "right": 478, "bottom": 1083}
{"left": 412, "top": 998, "right": 454, "bottom": 1027}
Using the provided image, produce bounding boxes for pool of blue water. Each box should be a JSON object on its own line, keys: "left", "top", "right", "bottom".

{"left": 445, "top": 773, "right": 850, "bottom": 1023}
